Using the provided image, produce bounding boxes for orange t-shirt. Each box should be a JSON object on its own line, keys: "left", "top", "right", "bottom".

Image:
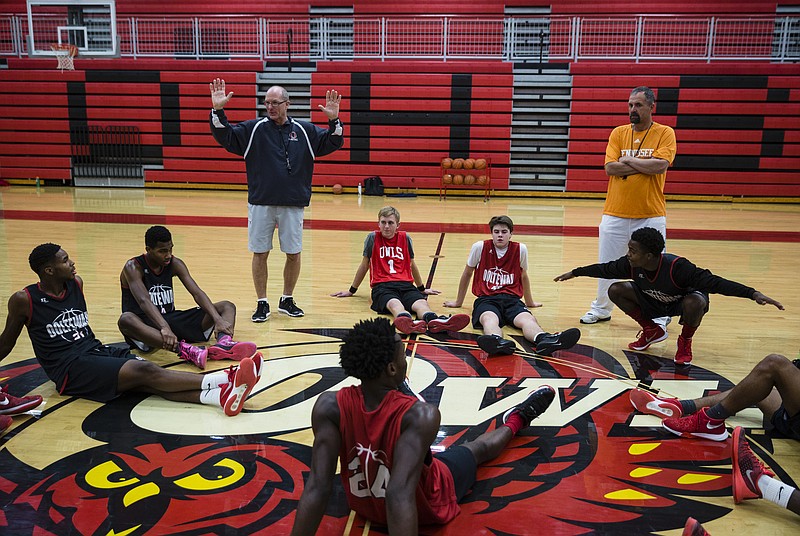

{"left": 603, "top": 121, "right": 676, "bottom": 218}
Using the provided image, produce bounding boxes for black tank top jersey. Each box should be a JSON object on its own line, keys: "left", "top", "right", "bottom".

{"left": 633, "top": 253, "right": 688, "bottom": 304}
{"left": 121, "top": 254, "right": 175, "bottom": 315}
{"left": 25, "top": 279, "right": 102, "bottom": 383}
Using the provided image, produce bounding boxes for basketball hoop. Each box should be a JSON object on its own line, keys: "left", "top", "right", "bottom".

{"left": 51, "top": 43, "right": 78, "bottom": 72}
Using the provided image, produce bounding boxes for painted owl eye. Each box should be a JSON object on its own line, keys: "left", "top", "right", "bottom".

{"left": 174, "top": 458, "right": 245, "bottom": 491}
{"left": 85, "top": 460, "right": 141, "bottom": 489}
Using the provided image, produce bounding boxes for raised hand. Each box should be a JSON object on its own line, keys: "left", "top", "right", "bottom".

{"left": 210, "top": 78, "right": 234, "bottom": 110}
{"left": 318, "top": 89, "right": 341, "bottom": 120}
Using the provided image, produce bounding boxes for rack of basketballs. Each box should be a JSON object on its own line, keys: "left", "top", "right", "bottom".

{"left": 439, "top": 157, "right": 491, "bottom": 199}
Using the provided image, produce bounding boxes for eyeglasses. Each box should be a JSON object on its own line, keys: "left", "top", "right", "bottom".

{"left": 265, "top": 100, "right": 288, "bottom": 107}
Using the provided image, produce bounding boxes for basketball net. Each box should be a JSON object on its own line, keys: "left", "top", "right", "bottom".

{"left": 51, "top": 43, "right": 78, "bottom": 72}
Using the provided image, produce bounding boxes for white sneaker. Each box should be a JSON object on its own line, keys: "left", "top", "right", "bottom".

{"left": 580, "top": 311, "right": 611, "bottom": 324}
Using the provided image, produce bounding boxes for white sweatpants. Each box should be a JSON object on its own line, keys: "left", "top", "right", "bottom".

{"left": 588, "top": 214, "right": 667, "bottom": 317}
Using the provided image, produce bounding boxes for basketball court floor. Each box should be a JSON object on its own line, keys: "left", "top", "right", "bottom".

{"left": 0, "top": 186, "right": 798, "bottom": 534}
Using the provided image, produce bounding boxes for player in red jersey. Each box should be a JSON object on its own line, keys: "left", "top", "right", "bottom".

{"left": 331, "top": 206, "right": 470, "bottom": 335}
{"left": 291, "top": 317, "right": 555, "bottom": 534}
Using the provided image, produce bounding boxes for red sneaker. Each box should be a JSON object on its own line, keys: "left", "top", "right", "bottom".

{"left": 220, "top": 357, "right": 257, "bottom": 417}
{"left": 732, "top": 426, "right": 775, "bottom": 504}
{"left": 207, "top": 334, "right": 257, "bottom": 361}
{"left": 629, "top": 388, "right": 683, "bottom": 419}
{"left": 628, "top": 325, "right": 668, "bottom": 351}
{"left": 0, "top": 385, "right": 44, "bottom": 415}
{"left": 427, "top": 314, "right": 470, "bottom": 333}
{"left": 675, "top": 335, "right": 693, "bottom": 365}
{"left": 663, "top": 407, "right": 728, "bottom": 441}
{"left": 682, "top": 517, "right": 711, "bottom": 536}
{"left": 393, "top": 315, "right": 427, "bottom": 334}
{"left": 0, "top": 414, "right": 11, "bottom": 433}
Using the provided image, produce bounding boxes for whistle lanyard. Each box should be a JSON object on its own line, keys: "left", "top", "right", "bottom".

{"left": 630, "top": 123, "right": 653, "bottom": 157}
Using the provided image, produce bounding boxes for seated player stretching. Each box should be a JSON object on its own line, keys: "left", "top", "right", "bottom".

{"left": 444, "top": 215, "right": 581, "bottom": 356}
{"left": 118, "top": 225, "right": 256, "bottom": 369}
{"left": 290, "top": 317, "right": 555, "bottom": 534}
{"left": 554, "top": 227, "right": 783, "bottom": 364}
{"left": 331, "top": 206, "right": 470, "bottom": 335}
{"left": 0, "top": 243, "right": 260, "bottom": 416}
{"left": 630, "top": 353, "right": 799, "bottom": 516}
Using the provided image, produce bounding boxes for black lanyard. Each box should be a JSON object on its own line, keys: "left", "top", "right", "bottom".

{"left": 630, "top": 123, "right": 653, "bottom": 157}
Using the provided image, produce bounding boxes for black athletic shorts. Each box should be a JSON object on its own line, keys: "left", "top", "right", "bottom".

{"left": 435, "top": 445, "right": 478, "bottom": 502}
{"left": 472, "top": 294, "right": 530, "bottom": 329}
{"left": 633, "top": 288, "right": 709, "bottom": 322}
{"left": 125, "top": 307, "right": 210, "bottom": 350}
{"left": 370, "top": 282, "right": 426, "bottom": 314}
{"left": 58, "top": 345, "right": 144, "bottom": 403}
{"left": 770, "top": 405, "right": 800, "bottom": 440}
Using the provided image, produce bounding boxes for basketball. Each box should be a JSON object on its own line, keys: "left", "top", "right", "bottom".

{"left": 332, "top": 184, "right": 343, "bottom": 194}
{"left": 452, "top": 158, "right": 464, "bottom": 169}
{"left": 443, "top": 173, "right": 453, "bottom": 184}
{"left": 477, "top": 175, "right": 488, "bottom": 185}
{"left": 464, "top": 158, "right": 475, "bottom": 170}
{"left": 442, "top": 157, "right": 453, "bottom": 168}
{"left": 464, "top": 174, "right": 476, "bottom": 185}
{"left": 474, "top": 158, "right": 487, "bottom": 170}
{"left": 453, "top": 174, "right": 464, "bottom": 185}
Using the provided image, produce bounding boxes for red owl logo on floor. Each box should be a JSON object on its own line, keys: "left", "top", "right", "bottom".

{"left": 0, "top": 330, "right": 794, "bottom": 534}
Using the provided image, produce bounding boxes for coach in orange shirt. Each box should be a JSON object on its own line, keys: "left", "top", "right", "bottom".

{"left": 580, "top": 86, "right": 677, "bottom": 326}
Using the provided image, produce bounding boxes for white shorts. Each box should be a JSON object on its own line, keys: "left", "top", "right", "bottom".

{"left": 248, "top": 204, "right": 304, "bottom": 254}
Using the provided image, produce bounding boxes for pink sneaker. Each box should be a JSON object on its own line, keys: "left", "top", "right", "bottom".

{"left": 207, "top": 334, "right": 257, "bottom": 361}
{"left": 675, "top": 335, "right": 693, "bottom": 365}
{"left": 393, "top": 315, "right": 426, "bottom": 334}
{"left": 629, "top": 389, "right": 683, "bottom": 419}
{"left": 0, "top": 385, "right": 44, "bottom": 415}
{"left": 177, "top": 341, "right": 207, "bottom": 370}
{"left": 426, "top": 314, "right": 470, "bottom": 333}
{"left": 219, "top": 357, "right": 257, "bottom": 417}
{"left": 663, "top": 407, "right": 728, "bottom": 441}
{"left": 628, "top": 325, "right": 668, "bottom": 351}
{"left": 732, "top": 426, "right": 775, "bottom": 504}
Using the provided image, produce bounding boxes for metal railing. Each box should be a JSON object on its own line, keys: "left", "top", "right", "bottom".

{"left": 1, "top": 13, "right": 798, "bottom": 62}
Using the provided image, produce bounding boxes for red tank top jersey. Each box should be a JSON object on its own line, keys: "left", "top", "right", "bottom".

{"left": 472, "top": 240, "right": 524, "bottom": 297}
{"left": 369, "top": 231, "right": 414, "bottom": 286}
{"left": 337, "top": 386, "right": 460, "bottom": 526}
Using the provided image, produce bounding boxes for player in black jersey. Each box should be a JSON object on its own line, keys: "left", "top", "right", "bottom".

{"left": 554, "top": 227, "right": 783, "bottom": 364}
{"left": 0, "top": 243, "right": 260, "bottom": 416}
{"left": 119, "top": 226, "right": 256, "bottom": 369}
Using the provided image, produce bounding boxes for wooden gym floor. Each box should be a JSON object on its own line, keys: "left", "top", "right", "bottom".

{"left": 0, "top": 186, "right": 798, "bottom": 534}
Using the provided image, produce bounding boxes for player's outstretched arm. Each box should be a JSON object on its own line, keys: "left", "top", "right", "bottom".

{"left": 554, "top": 270, "right": 576, "bottom": 282}
{"left": 331, "top": 257, "right": 369, "bottom": 297}
{"left": 443, "top": 265, "right": 474, "bottom": 308}
{"left": 753, "top": 291, "right": 785, "bottom": 310}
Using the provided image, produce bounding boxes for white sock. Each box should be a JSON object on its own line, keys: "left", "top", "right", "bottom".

{"left": 258, "top": 298, "right": 269, "bottom": 303}
{"left": 281, "top": 295, "right": 292, "bottom": 300}
{"left": 201, "top": 370, "right": 229, "bottom": 390}
{"left": 759, "top": 474, "right": 794, "bottom": 509}
{"left": 199, "top": 387, "right": 222, "bottom": 407}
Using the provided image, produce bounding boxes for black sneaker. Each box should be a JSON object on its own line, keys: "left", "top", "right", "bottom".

{"left": 477, "top": 334, "right": 516, "bottom": 356}
{"left": 502, "top": 385, "right": 556, "bottom": 427}
{"left": 252, "top": 301, "right": 270, "bottom": 322}
{"left": 534, "top": 328, "right": 581, "bottom": 356}
{"left": 278, "top": 297, "right": 304, "bottom": 317}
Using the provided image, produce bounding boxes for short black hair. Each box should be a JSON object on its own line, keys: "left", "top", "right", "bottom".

{"left": 340, "top": 317, "right": 398, "bottom": 380}
{"left": 29, "top": 243, "right": 61, "bottom": 274}
{"left": 145, "top": 225, "right": 172, "bottom": 248}
{"left": 631, "top": 227, "right": 665, "bottom": 256}
{"left": 489, "top": 215, "right": 514, "bottom": 232}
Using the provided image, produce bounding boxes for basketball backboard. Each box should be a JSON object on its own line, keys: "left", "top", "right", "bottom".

{"left": 27, "top": 0, "right": 117, "bottom": 57}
